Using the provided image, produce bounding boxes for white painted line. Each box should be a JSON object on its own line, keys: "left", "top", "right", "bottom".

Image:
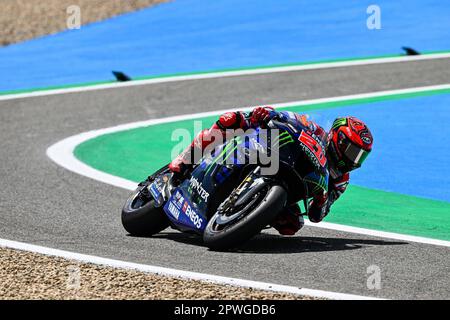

{"left": 0, "top": 237, "right": 381, "bottom": 300}
{"left": 304, "top": 221, "right": 450, "bottom": 247}
{"left": 47, "top": 83, "right": 450, "bottom": 248}
{"left": 3, "top": 52, "right": 450, "bottom": 101}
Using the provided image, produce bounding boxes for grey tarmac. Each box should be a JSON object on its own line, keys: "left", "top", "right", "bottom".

{"left": 1, "top": 58, "right": 449, "bottom": 299}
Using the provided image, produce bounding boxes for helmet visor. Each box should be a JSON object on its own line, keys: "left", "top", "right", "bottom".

{"left": 342, "top": 142, "right": 370, "bottom": 169}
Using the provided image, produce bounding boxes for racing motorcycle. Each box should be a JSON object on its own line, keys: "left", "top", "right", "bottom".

{"left": 121, "top": 117, "right": 321, "bottom": 250}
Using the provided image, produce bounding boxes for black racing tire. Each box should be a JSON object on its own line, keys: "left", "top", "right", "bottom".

{"left": 203, "top": 185, "right": 287, "bottom": 250}
{"left": 121, "top": 187, "right": 169, "bottom": 236}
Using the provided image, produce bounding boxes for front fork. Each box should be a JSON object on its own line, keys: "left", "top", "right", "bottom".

{"left": 220, "top": 166, "right": 310, "bottom": 219}
{"left": 218, "top": 166, "right": 275, "bottom": 214}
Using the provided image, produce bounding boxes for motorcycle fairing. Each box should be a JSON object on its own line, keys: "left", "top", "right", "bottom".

{"left": 161, "top": 119, "right": 328, "bottom": 234}
{"left": 163, "top": 187, "right": 207, "bottom": 233}
{"left": 148, "top": 174, "right": 169, "bottom": 207}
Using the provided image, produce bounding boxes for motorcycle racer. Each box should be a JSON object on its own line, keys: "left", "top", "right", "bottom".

{"left": 169, "top": 106, "right": 373, "bottom": 236}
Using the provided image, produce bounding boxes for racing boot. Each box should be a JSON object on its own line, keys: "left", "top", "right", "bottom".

{"left": 272, "top": 203, "right": 304, "bottom": 236}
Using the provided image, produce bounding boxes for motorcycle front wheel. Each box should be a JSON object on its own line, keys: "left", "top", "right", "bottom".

{"left": 121, "top": 185, "right": 169, "bottom": 236}
{"left": 203, "top": 184, "right": 287, "bottom": 250}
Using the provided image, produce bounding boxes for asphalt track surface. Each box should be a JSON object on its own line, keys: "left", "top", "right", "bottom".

{"left": 1, "top": 58, "right": 450, "bottom": 299}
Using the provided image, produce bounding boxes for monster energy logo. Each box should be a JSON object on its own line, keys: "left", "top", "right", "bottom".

{"left": 305, "top": 174, "right": 328, "bottom": 193}
{"left": 205, "top": 137, "right": 242, "bottom": 175}
{"left": 272, "top": 131, "right": 294, "bottom": 148}
{"left": 204, "top": 129, "right": 282, "bottom": 176}
{"left": 332, "top": 118, "right": 347, "bottom": 130}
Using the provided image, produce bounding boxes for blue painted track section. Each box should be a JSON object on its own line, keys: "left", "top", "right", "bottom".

{"left": 1, "top": 0, "right": 450, "bottom": 92}
{"left": 307, "top": 94, "right": 450, "bottom": 203}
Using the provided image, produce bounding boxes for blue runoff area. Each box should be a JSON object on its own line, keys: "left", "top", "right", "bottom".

{"left": 1, "top": 0, "right": 450, "bottom": 92}
{"left": 306, "top": 94, "right": 450, "bottom": 203}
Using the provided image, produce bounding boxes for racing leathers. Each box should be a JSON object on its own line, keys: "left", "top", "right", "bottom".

{"left": 168, "top": 106, "right": 349, "bottom": 235}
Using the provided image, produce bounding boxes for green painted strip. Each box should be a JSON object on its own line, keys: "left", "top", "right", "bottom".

{"left": 0, "top": 79, "right": 117, "bottom": 96}
{"left": 74, "top": 88, "right": 450, "bottom": 241}
{"left": 276, "top": 87, "right": 450, "bottom": 114}
{"left": 2, "top": 50, "right": 449, "bottom": 96}
{"left": 328, "top": 185, "right": 450, "bottom": 241}
{"left": 73, "top": 86, "right": 450, "bottom": 179}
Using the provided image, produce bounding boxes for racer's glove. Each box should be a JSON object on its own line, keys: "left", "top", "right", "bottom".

{"left": 250, "top": 106, "right": 274, "bottom": 127}
{"left": 307, "top": 193, "right": 330, "bottom": 223}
